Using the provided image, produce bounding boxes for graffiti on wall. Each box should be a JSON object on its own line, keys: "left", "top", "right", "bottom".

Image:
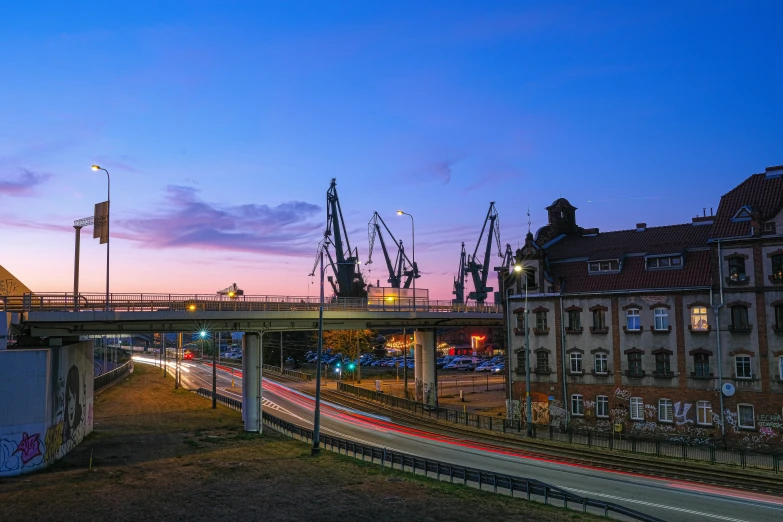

{"left": 0, "top": 433, "right": 44, "bottom": 473}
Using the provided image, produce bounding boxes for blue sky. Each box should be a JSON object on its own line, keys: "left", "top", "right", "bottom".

{"left": 1, "top": 1, "right": 781, "bottom": 298}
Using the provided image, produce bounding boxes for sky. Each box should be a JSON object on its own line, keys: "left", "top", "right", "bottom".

{"left": 1, "top": 1, "right": 781, "bottom": 300}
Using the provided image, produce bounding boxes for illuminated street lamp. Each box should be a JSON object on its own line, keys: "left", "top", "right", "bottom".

{"left": 506, "top": 263, "right": 532, "bottom": 435}
{"left": 396, "top": 210, "right": 416, "bottom": 311}
{"left": 91, "top": 165, "right": 111, "bottom": 312}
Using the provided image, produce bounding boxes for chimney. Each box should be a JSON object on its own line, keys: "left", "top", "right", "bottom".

{"left": 765, "top": 165, "right": 783, "bottom": 179}
{"left": 636, "top": 223, "right": 646, "bottom": 232}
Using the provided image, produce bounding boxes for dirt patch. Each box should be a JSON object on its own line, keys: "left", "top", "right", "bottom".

{"left": 0, "top": 364, "right": 598, "bottom": 522}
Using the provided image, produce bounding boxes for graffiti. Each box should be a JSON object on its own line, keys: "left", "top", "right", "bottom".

{"left": 87, "top": 404, "right": 93, "bottom": 429}
{"left": 631, "top": 422, "right": 657, "bottom": 433}
{"left": 0, "top": 278, "right": 18, "bottom": 296}
{"left": 422, "top": 382, "right": 435, "bottom": 407}
{"left": 614, "top": 388, "right": 631, "bottom": 401}
{"left": 677, "top": 425, "right": 707, "bottom": 437}
{"left": 758, "top": 414, "right": 783, "bottom": 430}
{"left": 506, "top": 400, "right": 521, "bottom": 422}
{"left": 0, "top": 439, "right": 21, "bottom": 472}
{"left": 644, "top": 405, "right": 657, "bottom": 419}
{"left": 673, "top": 402, "right": 693, "bottom": 425}
{"left": 610, "top": 408, "right": 627, "bottom": 420}
{"left": 43, "top": 422, "right": 63, "bottom": 463}
{"left": 63, "top": 365, "right": 83, "bottom": 444}
{"left": 414, "top": 379, "right": 423, "bottom": 403}
{"left": 668, "top": 436, "right": 711, "bottom": 446}
{"left": 549, "top": 400, "right": 566, "bottom": 420}
{"left": 531, "top": 402, "right": 550, "bottom": 425}
{"left": 583, "top": 400, "right": 595, "bottom": 410}
{"left": 13, "top": 433, "right": 42, "bottom": 464}
{"left": 595, "top": 420, "right": 612, "bottom": 432}
{"left": 759, "top": 426, "right": 777, "bottom": 437}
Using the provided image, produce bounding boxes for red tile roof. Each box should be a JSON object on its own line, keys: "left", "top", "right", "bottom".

{"left": 545, "top": 223, "right": 712, "bottom": 261}
{"left": 709, "top": 173, "right": 783, "bottom": 240}
{"left": 550, "top": 250, "right": 711, "bottom": 293}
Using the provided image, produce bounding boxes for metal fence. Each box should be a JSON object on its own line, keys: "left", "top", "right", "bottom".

{"left": 194, "top": 387, "right": 662, "bottom": 522}
{"left": 337, "top": 382, "right": 783, "bottom": 473}
{"left": 9, "top": 292, "right": 501, "bottom": 314}
{"left": 261, "top": 364, "right": 312, "bottom": 381}
{"left": 94, "top": 360, "right": 134, "bottom": 393}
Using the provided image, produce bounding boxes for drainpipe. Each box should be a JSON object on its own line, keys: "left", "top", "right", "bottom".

{"left": 714, "top": 242, "right": 726, "bottom": 438}
{"left": 559, "top": 280, "right": 569, "bottom": 428}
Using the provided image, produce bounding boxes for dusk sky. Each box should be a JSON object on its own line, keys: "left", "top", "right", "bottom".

{"left": 1, "top": 2, "right": 781, "bottom": 300}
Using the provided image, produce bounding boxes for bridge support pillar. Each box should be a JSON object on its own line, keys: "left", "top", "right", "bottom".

{"left": 414, "top": 329, "right": 436, "bottom": 407}
{"left": 242, "top": 332, "right": 263, "bottom": 433}
{"left": 0, "top": 310, "right": 7, "bottom": 350}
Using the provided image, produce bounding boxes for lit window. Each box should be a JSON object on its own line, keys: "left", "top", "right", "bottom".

{"left": 630, "top": 397, "right": 644, "bottom": 420}
{"left": 654, "top": 308, "right": 669, "bottom": 330}
{"left": 571, "top": 394, "right": 584, "bottom": 416}
{"left": 658, "top": 399, "right": 673, "bottom": 423}
{"left": 691, "top": 306, "right": 709, "bottom": 331}
{"left": 731, "top": 306, "right": 750, "bottom": 330}
{"left": 594, "top": 353, "right": 608, "bottom": 374}
{"left": 697, "top": 401, "right": 712, "bottom": 426}
{"left": 694, "top": 353, "right": 710, "bottom": 377}
{"left": 735, "top": 355, "right": 752, "bottom": 379}
{"left": 596, "top": 396, "right": 609, "bottom": 418}
{"left": 536, "top": 352, "right": 549, "bottom": 372}
{"left": 729, "top": 257, "right": 746, "bottom": 282}
{"left": 737, "top": 404, "right": 755, "bottom": 429}
{"left": 570, "top": 353, "right": 583, "bottom": 373}
{"left": 773, "top": 255, "right": 783, "bottom": 283}
{"left": 568, "top": 310, "right": 581, "bottom": 330}
{"left": 655, "top": 352, "right": 671, "bottom": 375}
{"left": 592, "top": 309, "right": 606, "bottom": 330}
{"left": 626, "top": 308, "right": 640, "bottom": 330}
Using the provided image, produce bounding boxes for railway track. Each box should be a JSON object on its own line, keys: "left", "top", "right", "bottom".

{"left": 322, "top": 389, "right": 783, "bottom": 496}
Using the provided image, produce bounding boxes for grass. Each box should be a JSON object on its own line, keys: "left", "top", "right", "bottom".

{"left": 0, "top": 364, "right": 602, "bottom": 522}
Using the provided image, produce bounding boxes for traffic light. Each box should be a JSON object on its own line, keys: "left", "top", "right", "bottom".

{"left": 348, "top": 362, "right": 355, "bottom": 371}
{"left": 336, "top": 362, "right": 341, "bottom": 368}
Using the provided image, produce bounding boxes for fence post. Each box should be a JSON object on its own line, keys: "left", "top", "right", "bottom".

{"left": 710, "top": 444, "right": 715, "bottom": 465}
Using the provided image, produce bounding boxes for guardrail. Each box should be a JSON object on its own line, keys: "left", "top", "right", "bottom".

{"left": 337, "top": 382, "right": 783, "bottom": 473}
{"left": 94, "top": 360, "right": 134, "bottom": 394}
{"left": 261, "top": 364, "right": 312, "bottom": 381}
{"left": 194, "top": 387, "right": 662, "bottom": 522}
{"left": 8, "top": 293, "right": 502, "bottom": 314}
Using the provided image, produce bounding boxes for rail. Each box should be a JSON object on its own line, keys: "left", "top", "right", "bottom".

{"left": 94, "top": 359, "right": 134, "bottom": 394}
{"left": 337, "top": 382, "right": 783, "bottom": 473}
{"left": 194, "top": 387, "right": 663, "bottom": 522}
{"left": 261, "top": 364, "right": 312, "bottom": 381}
{"left": 8, "top": 293, "right": 502, "bottom": 314}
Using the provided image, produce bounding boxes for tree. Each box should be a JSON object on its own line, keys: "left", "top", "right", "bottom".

{"left": 316, "top": 329, "right": 378, "bottom": 383}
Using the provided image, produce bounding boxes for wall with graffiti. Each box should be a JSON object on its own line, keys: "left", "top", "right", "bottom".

{"left": 0, "top": 341, "right": 94, "bottom": 476}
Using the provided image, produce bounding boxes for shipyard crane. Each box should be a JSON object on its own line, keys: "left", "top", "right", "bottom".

{"left": 465, "top": 202, "right": 503, "bottom": 304}
{"left": 366, "top": 212, "right": 419, "bottom": 288}
{"left": 452, "top": 242, "right": 466, "bottom": 304}
{"left": 216, "top": 283, "right": 244, "bottom": 298}
{"left": 309, "top": 178, "right": 366, "bottom": 298}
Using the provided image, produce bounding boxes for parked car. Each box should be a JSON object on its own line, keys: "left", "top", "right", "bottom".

{"left": 474, "top": 361, "right": 495, "bottom": 372}
{"left": 445, "top": 358, "right": 475, "bottom": 371}
{"left": 491, "top": 363, "right": 505, "bottom": 374}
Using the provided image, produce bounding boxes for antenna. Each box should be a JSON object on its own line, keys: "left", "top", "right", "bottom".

{"left": 527, "top": 207, "right": 532, "bottom": 234}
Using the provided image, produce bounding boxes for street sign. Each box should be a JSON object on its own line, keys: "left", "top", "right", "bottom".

{"left": 93, "top": 201, "right": 109, "bottom": 244}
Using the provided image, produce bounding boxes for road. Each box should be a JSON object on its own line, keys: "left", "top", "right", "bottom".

{"left": 134, "top": 356, "right": 783, "bottom": 522}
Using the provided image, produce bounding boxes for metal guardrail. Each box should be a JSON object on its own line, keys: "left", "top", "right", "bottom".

{"left": 261, "top": 364, "right": 312, "bottom": 381}
{"left": 94, "top": 360, "right": 134, "bottom": 393}
{"left": 337, "top": 382, "right": 783, "bottom": 473}
{"left": 7, "top": 293, "right": 502, "bottom": 314}
{"left": 194, "top": 387, "right": 662, "bottom": 522}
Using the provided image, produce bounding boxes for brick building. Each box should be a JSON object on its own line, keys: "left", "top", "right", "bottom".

{"left": 505, "top": 165, "right": 783, "bottom": 445}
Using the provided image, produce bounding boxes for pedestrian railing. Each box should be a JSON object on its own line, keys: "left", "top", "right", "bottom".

{"left": 337, "top": 382, "right": 783, "bottom": 473}
{"left": 94, "top": 360, "right": 134, "bottom": 394}
{"left": 261, "top": 364, "right": 312, "bottom": 381}
{"left": 194, "top": 387, "right": 663, "bottom": 522}
{"left": 11, "top": 292, "right": 501, "bottom": 314}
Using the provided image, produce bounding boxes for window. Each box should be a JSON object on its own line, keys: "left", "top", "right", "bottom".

{"left": 516, "top": 350, "right": 526, "bottom": 371}
{"left": 776, "top": 305, "right": 783, "bottom": 330}
{"left": 626, "top": 308, "right": 640, "bottom": 330}
{"left": 773, "top": 255, "right": 783, "bottom": 283}
{"left": 647, "top": 255, "right": 683, "bottom": 269}
{"left": 766, "top": 222, "right": 778, "bottom": 234}
{"left": 569, "top": 352, "right": 583, "bottom": 373}
{"left": 596, "top": 396, "right": 609, "bottom": 418}
{"left": 779, "top": 358, "right": 783, "bottom": 381}
{"left": 594, "top": 353, "right": 608, "bottom": 374}
{"left": 568, "top": 310, "right": 581, "bottom": 330}
{"left": 729, "top": 257, "right": 746, "bottom": 282}
{"left": 731, "top": 306, "right": 749, "bottom": 330}
{"left": 592, "top": 309, "right": 606, "bottom": 330}
{"left": 694, "top": 353, "right": 710, "bottom": 377}
{"left": 737, "top": 404, "right": 755, "bottom": 429}
{"left": 735, "top": 355, "right": 752, "bottom": 379}
{"left": 628, "top": 352, "right": 643, "bottom": 375}
{"left": 696, "top": 401, "right": 712, "bottom": 426}
{"left": 691, "top": 306, "right": 709, "bottom": 331}
{"left": 588, "top": 260, "right": 620, "bottom": 273}
{"left": 536, "top": 311, "right": 547, "bottom": 330}
{"left": 571, "top": 394, "right": 584, "bottom": 416}
{"left": 655, "top": 352, "right": 671, "bottom": 375}
{"left": 536, "top": 352, "right": 549, "bottom": 372}
{"left": 525, "top": 269, "right": 536, "bottom": 289}
{"left": 630, "top": 397, "right": 644, "bottom": 420}
{"left": 658, "top": 399, "right": 673, "bottom": 423}
{"left": 654, "top": 308, "right": 669, "bottom": 330}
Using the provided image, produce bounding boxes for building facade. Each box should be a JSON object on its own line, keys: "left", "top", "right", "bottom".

{"left": 505, "top": 166, "right": 783, "bottom": 446}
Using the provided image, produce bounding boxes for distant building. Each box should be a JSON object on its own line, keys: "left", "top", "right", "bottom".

{"left": 504, "top": 165, "right": 783, "bottom": 445}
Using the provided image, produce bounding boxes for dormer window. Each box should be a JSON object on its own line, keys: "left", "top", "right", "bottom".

{"left": 732, "top": 205, "right": 753, "bottom": 222}
{"left": 728, "top": 257, "right": 746, "bottom": 283}
{"left": 588, "top": 260, "right": 619, "bottom": 273}
{"left": 646, "top": 255, "right": 683, "bottom": 270}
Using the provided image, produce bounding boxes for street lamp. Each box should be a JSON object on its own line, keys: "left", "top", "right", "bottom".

{"left": 396, "top": 210, "right": 415, "bottom": 311}
{"left": 91, "top": 165, "right": 111, "bottom": 312}
{"left": 507, "top": 263, "right": 532, "bottom": 436}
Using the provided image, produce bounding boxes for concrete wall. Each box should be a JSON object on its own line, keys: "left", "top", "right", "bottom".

{"left": 0, "top": 341, "right": 94, "bottom": 476}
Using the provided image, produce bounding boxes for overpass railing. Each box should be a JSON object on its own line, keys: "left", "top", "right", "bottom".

{"left": 9, "top": 293, "right": 502, "bottom": 314}
{"left": 194, "top": 387, "right": 662, "bottom": 522}
{"left": 261, "top": 364, "right": 312, "bottom": 381}
{"left": 94, "top": 359, "right": 134, "bottom": 394}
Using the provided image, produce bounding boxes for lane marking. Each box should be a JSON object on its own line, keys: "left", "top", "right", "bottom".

{"left": 559, "top": 487, "right": 753, "bottom": 521}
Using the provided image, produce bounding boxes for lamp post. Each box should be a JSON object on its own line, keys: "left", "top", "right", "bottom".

{"left": 506, "top": 263, "right": 531, "bottom": 435}
{"left": 91, "top": 165, "right": 111, "bottom": 312}
{"left": 396, "top": 210, "right": 415, "bottom": 311}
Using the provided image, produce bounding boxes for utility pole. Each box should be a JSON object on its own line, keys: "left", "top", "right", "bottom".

{"left": 212, "top": 331, "right": 217, "bottom": 409}
{"left": 280, "top": 331, "right": 284, "bottom": 373}
{"left": 403, "top": 328, "right": 408, "bottom": 399}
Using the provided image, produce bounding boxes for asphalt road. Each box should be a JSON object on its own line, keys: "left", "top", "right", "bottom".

{"left": 135, "top": 357, "right": 783, "bottom": 522}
